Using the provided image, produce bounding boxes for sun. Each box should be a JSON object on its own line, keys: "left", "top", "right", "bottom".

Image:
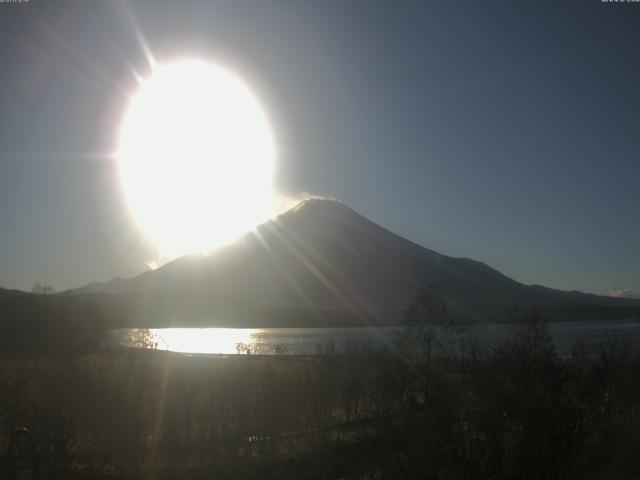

{"left": 117, "top": 59, "right": 276, "bottom": 257}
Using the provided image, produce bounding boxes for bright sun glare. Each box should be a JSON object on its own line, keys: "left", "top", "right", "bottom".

{"left": 117, "top": 60, "right": 276, "bottom": 258}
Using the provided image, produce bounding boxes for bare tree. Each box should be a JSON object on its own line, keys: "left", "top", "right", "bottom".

{"left": 395, "top": 288, "right": 464, "bottom": 362}
{"left": 32, "top": 282, "right": 56, "bottom": 295}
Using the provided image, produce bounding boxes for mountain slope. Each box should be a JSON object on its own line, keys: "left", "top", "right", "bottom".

{"left": 73, "top": 199, "right": 639, "bottom": 327}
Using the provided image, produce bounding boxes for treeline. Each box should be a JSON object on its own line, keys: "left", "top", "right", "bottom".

{"left": 0, "top": 293, "right": 108, "bottom": 353}
{"left": 1, "top": 308, "right": 640, "bottom": 478}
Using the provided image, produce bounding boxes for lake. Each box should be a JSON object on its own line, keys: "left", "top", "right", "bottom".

{"left": 107, "top": 319, "right": 640, "bottom": 356}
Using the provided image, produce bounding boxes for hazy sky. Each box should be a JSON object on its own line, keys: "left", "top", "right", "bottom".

{"left": 1, "top": 0, "right": 639, "bottom": 294}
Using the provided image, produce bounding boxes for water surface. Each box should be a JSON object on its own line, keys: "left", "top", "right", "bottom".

{"left": 107, "top": 320, "right": 640, "bottom": 356}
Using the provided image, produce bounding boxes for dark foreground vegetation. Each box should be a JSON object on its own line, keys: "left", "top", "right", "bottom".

{"left": 2, "top": 306, "right": 640, "bottom": 479}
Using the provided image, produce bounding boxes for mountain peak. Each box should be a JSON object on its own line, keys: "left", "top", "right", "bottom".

{"left": 289, "top": 197, "right": 352, "bottom": 214}
{"left": 280, "top": 197, "right": 366, "bottom": 224}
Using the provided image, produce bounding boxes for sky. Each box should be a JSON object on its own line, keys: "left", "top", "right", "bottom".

{"left": 0, "top": 0, "right": 639, "bottom": 295}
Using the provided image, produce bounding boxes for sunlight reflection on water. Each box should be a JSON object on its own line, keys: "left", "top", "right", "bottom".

{"left": 151, "top": 328, "right": 256, "bottom": 354}
{"left": 108, "top": 320, "right": 640, "bottom": 356}
{"left": 119, "top": 328, "right": 264, "bottom": 354}
{"left": 109, "top": 327, "right": 395, "bottom": 355}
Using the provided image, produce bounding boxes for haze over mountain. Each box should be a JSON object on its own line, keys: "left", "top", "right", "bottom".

{"left": 609, "top": 289, "right": 640, "bottom": 301}
{"left": 66, "top": 199, "right": 638, "bottom": 327}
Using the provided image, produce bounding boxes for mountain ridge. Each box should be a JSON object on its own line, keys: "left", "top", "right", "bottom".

{"left": 66, "top": 198, "right": 639, "bottom": 327}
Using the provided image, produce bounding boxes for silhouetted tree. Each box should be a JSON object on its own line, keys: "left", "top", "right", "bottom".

{"left": 32, "top": 282, "right": 56, "bottom": 295}
{"left": 395, "top": 288, "right": 464, "bottom": 362}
